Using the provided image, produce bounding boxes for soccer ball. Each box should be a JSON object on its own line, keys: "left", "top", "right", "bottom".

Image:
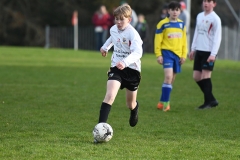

{"left": 93, "top": 123, "right": 113, "bottom": 143}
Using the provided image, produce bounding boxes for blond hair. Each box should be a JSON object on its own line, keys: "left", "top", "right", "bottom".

{"left": 113, "top": 4, "right": 132, "bottom": 19}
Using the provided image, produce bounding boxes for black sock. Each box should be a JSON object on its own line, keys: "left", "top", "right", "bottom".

{"left": 201, "top": 78, "right": 216, "bottom": 103}
{"left": 196, "top": 80, "right": 205, "bottom": 103}
{"left": 197, "top": 80, "right": 204, "bottom": 93}
{"left": 98, "top": 102, "right": 111, "bottom": 123}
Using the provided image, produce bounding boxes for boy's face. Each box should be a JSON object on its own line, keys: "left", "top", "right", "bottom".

{"left": 115, "top": 16, "right": 131, "bottom": 30}
{"left": 168, "top": 8, "right": 181, "bottom": 20}
{"left": 202, "top": 0, "right": 216, "bottom": 12}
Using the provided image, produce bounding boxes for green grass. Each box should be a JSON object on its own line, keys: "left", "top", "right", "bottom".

{"left": 0, "top": 46, "right": 240, "bottom": 160}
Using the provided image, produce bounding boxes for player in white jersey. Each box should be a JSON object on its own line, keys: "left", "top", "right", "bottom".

{"left": 94, "top": 4, "right": 143, "bottom": 137}
{"left": 189, "top": 0, "right": 221, "bottom": 109}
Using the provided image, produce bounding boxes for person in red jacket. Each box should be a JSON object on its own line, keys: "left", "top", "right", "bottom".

{"left": 92, "top": 5, "right": 111, "bottom": 50}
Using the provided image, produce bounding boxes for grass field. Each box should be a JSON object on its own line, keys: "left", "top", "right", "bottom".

{"left": 0, "top": 46, "right": 240, "bottom": 160}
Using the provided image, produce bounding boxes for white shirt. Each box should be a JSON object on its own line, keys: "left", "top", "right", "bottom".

{"left": 191, "top": 11, "right": 222, "bottom": 56}
{"left": 101, "top": 24, "right": 143, "bottom": 72}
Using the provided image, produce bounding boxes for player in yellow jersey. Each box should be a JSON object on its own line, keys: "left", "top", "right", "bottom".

{"left": 154, "top": 1, "right": 188, "bottom": 111}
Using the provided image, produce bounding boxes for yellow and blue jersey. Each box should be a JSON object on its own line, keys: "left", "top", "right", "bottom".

{"left": 154, "top": 17, "right": 188, "bottom": 58}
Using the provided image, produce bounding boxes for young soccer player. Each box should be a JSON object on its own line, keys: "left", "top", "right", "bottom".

{"left": 94, "top": 4, "right": 143, "bottom": 140}
{"left": 154, "top": 1, "right": 188, "bottom": 111}
{"left": 189, "top": 0, "right": 221, "bottom": 109}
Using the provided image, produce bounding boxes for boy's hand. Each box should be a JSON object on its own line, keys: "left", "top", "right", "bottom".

{"left": 100, "top": 48, "right": 107, "bottom": 57}
{"left": 180, "top": 58, "right": 186, "bottom": 65}
{"left": 157, "top": 56, "right": 163, "bottom": 64}
{"left": 207, "top": 55, "right": 216, "bottom": 62}
{"left": 188, "top": 51, "right": 195, "bottom": 60}
{"left": 116, "top": 61, "right": 125, "bottom": 70}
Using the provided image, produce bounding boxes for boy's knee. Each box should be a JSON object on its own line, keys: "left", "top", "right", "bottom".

{"left": 164, "top": 76, "right": 172, "bottom": 83}
{"left": 104, "top": 94, "right": 115, "bottom": 104}
{"left": 193, "top": 76, "right": 199, "bottom": 82}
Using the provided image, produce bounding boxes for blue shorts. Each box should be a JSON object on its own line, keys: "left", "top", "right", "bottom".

{"left": 162, "top": 50, "right": 181, "bottom": 73}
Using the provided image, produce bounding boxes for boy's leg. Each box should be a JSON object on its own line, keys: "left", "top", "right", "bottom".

{"left": 197, "top": 74, "right": 218, "bottom": 109}
{"left": 195, "top": 70, "right": 204, "bottom": 93}
{"left": 193, "top": 51, "right": 207, "bottom": 108}
{"left": 194, "top": 70, "right": 206, "bottom": 105}
{"left": 98, "top": 80, "right": 120, "bottom": 123}
{"left": 159, "top": 83, "right": 172, "bottom": 110}
{"left": 158, "top": 51, "right": 179, "bottom": 111}
{"left": 126, "top": 89, "right": 139, "bottom": 127}
{"left": 201, "top": 78, "right": 216, "bottom": 102}
{"left": 193, "top": 51, "right": 218, "bottom": 109}
{"left": 98, "top": 102, "right": 111, "bottom": 123}
{"left": 158, "top": 68, "right": 173, "bottom": 111}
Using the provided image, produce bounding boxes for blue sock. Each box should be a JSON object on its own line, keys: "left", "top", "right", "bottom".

{"left": 160, "top": 83, "right": 172, "bottom": 102}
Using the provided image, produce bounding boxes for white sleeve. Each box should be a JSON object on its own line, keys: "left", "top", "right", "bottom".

{"left": 123, "top": 32, "right": 143, "bottom": 66}
{"left": 191, "top": 15, "right": 199, "bottom": 52}
{"left": 101, "top": 36, "right": 113, "bottom": 51}
{"left": 211, "top": 17, "right": 222, "bottom": 56}
{"left": 191, "top": 25, "right": 198, "bottom": 52}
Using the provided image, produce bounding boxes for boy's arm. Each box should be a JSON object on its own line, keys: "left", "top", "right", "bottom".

{"left": 191, "top": 15, "right": 199, "bottom": 52}
{"left": 211, "top": 17, "right": 222, "bottom": 56}
{"left": 101, "top": 36, "right": 113, "bottom": 51}
{"left": 191, "top": 24, "right": 198, "bottom": 52}
{"left": 182, "top": 26, "right": 188, "bottom": 58}
{"left": 154, "top": 24, "right": 163, "bottom": 57}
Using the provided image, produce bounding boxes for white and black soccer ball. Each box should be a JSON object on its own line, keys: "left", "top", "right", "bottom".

{"left": 93, "top": 123, "right": 113, "bottom": 143}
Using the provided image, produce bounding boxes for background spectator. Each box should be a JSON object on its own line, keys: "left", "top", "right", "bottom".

{"left": 108, "top": 7, "right": 116, "bottom": 29}
{"left": 130, "top": 8, "right": 138, "bottom": 27}
{"left": 178, "top": 1, "right": 190, "bottom": 33}
{"left": 135, "top": 14, "right": 148, "bottom": 54}
{"left": 159, "top": 4, "right": 168, "bottom": 21}
{"left": 121, "top": 1, "right": 138, "bottom": 27}
{"left": 92, "top": 5, "right": 111, "bottom": 50}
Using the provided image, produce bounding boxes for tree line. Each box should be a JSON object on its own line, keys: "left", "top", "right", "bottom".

{"left": 0, "top": 0, "right": 238, "bottom": 47}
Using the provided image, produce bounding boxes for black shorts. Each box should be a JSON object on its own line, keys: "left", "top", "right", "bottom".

{"left": 193, "top": 50, "right": 215, "bottom": 71}
{"left": 107, "top": 67, "right": 141, "bottom": 91}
